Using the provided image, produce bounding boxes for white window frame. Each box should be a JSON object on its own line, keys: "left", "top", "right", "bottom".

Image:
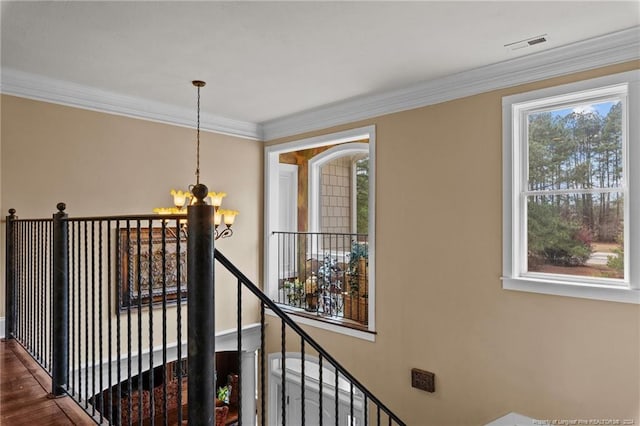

{"left": 502, "top": 70, "right": 640, "bottom": 304}
{"left": 264, "top": 125, "right": 376, "bottom": 340}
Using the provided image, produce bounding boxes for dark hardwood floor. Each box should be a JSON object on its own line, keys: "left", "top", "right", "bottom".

{"left": 0, "top": 339, "right": 94, "bottom": 425}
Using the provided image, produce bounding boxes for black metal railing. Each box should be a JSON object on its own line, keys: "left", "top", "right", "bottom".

{"left": 5, "top": 204, "right": 404, "bottom": 426}
{"left": 216, "top": 250, "right": 404, "bottom": 426}
{"left": 273, "top": 231, "right": 369, "bottom": 326}
{"left": 6, "top": 207, "right": 200, "bottom": 425}
{"left": 5, "top": 211, "right": 53, "bottom": 373}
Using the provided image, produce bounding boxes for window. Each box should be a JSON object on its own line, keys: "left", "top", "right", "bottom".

{"left": 265, "top": 126, "right": 376, "bottom": 340}
{"left": 503, "top": 70, "right": 640, "bottom": 304}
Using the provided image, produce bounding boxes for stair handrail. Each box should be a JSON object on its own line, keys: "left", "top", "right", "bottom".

{"left": 214, "top": 249, "right": 406, "bottom": 426}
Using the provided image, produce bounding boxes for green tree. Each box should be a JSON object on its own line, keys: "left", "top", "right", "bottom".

{"left": 356, "top": 158, "right": 369, "bottom": 234}
{"left": 528, "top": 200, "right": 591, "bottom": 267}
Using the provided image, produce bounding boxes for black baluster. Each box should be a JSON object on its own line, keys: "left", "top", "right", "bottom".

{"left": 335, "top": 367, "right": 339, "bottom": 426}
{"left": 28, "top": 222, "right": 33, "bottom": 353}
{"left": 126, "top": 220, "right": 132, "bottom": 426}
{"left": 78, "top": 221, "right": 83, "bottom": 404}
{"left": 364, "top": 395, "right": 368, "bottom": 426}
{"left": 148, "top": 223, "right": 155, "bottom": 424}
{"left": 161, "top": 221, "right": 168, "bottom": 426}
{"left": 237, "top": 278, "right": 243, "bottom": 425}
{"left": 49, "top": 221, "right": 54, "bottom": 371}
{"left": 136, "top": 220, "right": 143, "bottom": 424}
{"left": 301, "top": 339, "right": 305, "bottom": 426}
{"left": 281, "top": 319, "right": 286, "bottom": 426}
{"left": 116, "top": 221, "right": 123, "bottom": 426}
{"left": 176, "top": 219, "right": 183, "bottom": 426}
{"left": 71, "top": 222, "right": 76, "bottom": 399}
{"left": 107, "top": 220, "right": 113, "bottom": 425}
{"left": 260, "top": 302, "right": 265, "bottom": 426}
{"left": 319, "top": 355, "right": 323, "bottom": 426}
{"left": 36, "top": 220, "right": 41, "bottom": 363}
{"left": 51, "top": 203, "right": 69, "bottom": 397}
{"left": 91, "top": 220, "right": 96, "bottom": 416}
{"left": 98, "top": 221, "right": 104, "bottom": 422}
{"left": 84, "top": 220, "right": 89, "bottom": 408}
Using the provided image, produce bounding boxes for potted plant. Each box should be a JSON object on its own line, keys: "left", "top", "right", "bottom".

{"left": 316, "top": 255, "right": 343, "bottom": 316}
{"left": 283, "top": 278, "right": 304, "bottom": 307}
{"left": 344, "top": 241, "right": 368, "bottom": 323}
{"left": 217, "top": 385, "right": 230, "bottom": 405}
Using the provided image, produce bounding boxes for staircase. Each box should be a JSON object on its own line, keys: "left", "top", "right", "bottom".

{"left": 3, "top": 202, "right": 405, "bottom": 425}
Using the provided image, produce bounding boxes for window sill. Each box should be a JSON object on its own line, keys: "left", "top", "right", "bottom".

{"left": 266, "top": 305, "right": 376, "bottom": 342}
{"left": 502, "top": 276, "right": 640, "bottom": 304}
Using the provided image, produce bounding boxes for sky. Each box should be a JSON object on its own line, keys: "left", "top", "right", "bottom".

{"left": 551, "top": 101, "right": 616, "bottom": 118}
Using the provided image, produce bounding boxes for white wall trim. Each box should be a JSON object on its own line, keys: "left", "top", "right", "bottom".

{"left": 503, "top": 277, "right": 640, "bottom": 304}
{"left": 72, "top": 323, "right": 263, "bottom": 399}
{"left": 0, "top": 317, "right": 5, "bottom": 339}
{"left": 266, "top": 309, "right": 375, "bottom": 342}
{"left": 0, "top": 68, "right": 261, "bottom": 140}
{"left": 261, "top": 26, "right": 640, "bottom": 140}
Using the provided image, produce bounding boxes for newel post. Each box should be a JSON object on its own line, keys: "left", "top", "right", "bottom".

{"left": 51, "top": 203, "right": 69, "bottom": 396}
{"left": 187, "top": 184, "right": 216, "bottom": 426}
{"left": 4, "top": 209, "right": 17, "bottom": 340}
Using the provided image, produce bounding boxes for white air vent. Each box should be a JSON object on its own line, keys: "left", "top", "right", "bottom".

{"left": 505, "top": 34, "right": 548, "bottom": 51}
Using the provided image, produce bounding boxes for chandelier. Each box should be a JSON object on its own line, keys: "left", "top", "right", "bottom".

{"left": 153, "top": 80, "right": 238, "bottom": 239}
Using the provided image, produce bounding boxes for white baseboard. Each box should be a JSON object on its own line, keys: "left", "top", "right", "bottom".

{"left": 0, "top": 317, "right": 5, "bottom": 339}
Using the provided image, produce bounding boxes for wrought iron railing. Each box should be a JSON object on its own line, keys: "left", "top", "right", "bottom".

{"left": 5, "top": 213, "right": 53, "bottom": 373}
{"left": 4, "top": 204, "right": 403, "bottom": 426}
{"left": 273, "top": 231, "right": 369, "bottom": 326}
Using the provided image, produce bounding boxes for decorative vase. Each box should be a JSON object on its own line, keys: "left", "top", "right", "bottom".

{"left": 305, "top": 293, "right": 318, "bottom": 311}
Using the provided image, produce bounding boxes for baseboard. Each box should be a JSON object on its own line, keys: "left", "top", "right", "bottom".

{"left": 0, "top": 317, "right": 5, "bottom": 339}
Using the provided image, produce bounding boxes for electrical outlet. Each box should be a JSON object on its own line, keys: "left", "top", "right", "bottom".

{"left": 411, "top": 368, "right": 435, "bottom": 393}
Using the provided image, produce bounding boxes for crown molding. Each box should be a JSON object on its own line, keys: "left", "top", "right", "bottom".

{"left": 1, "top": 27, "right": 637, "bottom": 143}
{"left": 261, "top": 26, "right": 640, "bottom": 141}
{"left": 0, "top": 68, "right": 261, "bottom": 140}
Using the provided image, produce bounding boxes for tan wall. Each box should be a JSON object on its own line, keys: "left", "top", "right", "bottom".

{"left": 0, "top": 95, "right": 263, "bottom": 333}
{"left": 265, "top": 61, "right": 640, "bottom": 425}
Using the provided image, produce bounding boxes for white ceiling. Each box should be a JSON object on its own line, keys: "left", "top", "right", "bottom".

{"left": 1, "top": 1, "right": 639, "bottom": 138}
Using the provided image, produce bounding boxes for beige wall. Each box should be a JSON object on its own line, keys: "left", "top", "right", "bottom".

{"left": 265, "top": 61, "right": 640, "bottom": 425}
{"left": 0, "top": 95, "right": 263, "bottom": 332}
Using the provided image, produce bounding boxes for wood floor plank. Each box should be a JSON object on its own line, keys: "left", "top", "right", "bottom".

{"left": 0, "top": 340, "right": 94, "bottom": 425}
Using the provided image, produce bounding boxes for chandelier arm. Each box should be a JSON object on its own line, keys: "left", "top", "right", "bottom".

{"left": 214, "top": 227, "right": 233, "bottom": 240}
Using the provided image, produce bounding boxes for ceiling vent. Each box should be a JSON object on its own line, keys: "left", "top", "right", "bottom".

{"left": 505, "top": 34, "right": 548, "bottom": 51}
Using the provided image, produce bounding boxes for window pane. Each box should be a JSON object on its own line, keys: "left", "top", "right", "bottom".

{"left": 356, "top": 158, "right": 369, "bottom": 234}
{"left": 528, "top": 100, "right": 623, "bottom": 190}
{"left": 527, "top": 193, "right": 624, "bottom": 280}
